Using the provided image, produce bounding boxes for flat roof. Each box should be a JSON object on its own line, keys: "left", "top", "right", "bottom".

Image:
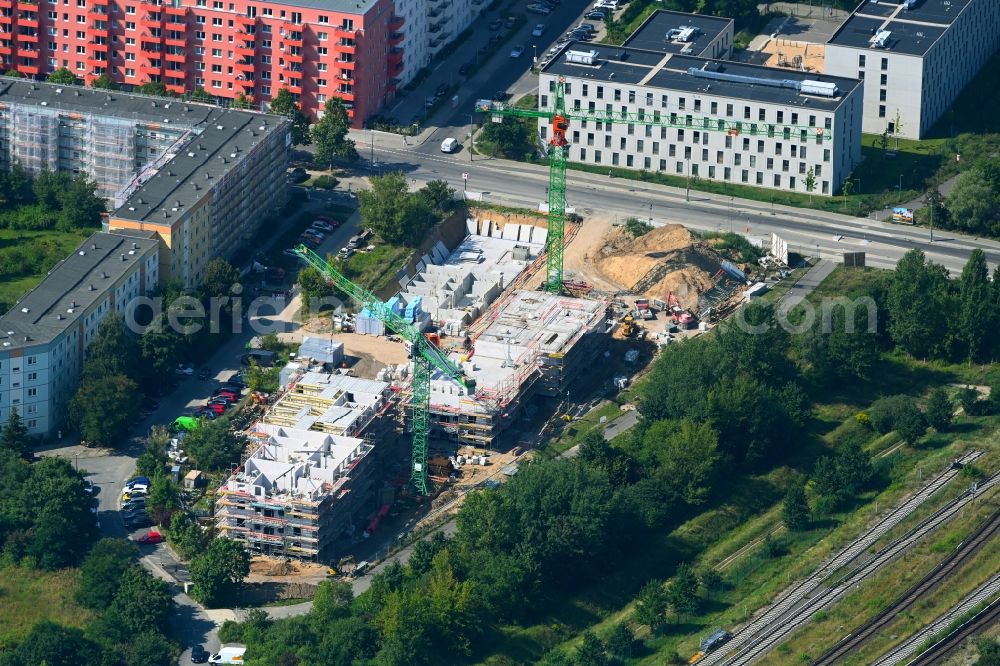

{"left": 828, "top": 0, "right": 975, "bottom": 57}
{"left": 111, "top": 110, "right": 288, "bottom": 223}
{"left": 543, "top": 48, "right": 862, "bottom": 110}
{"left": 623, "top": 9, "right": 733, "bottom": 56}
{"left": 0, "top": 78, "right": 288, "bottom": 223}
{"left": 259, "top": 0, "right": 378, "bottom": 14}
{"left": 0, "top": 230, "right": 159, "bottom": 349}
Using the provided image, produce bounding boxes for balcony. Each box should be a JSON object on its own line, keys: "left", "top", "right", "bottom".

{"left": 18, "top": 15, "right": 37, "bottom": 28}
{"left": 0, "top": 14, "right": 11, "bottom": 24}
{"left": 19, "top": 62, "right": 38, "bottom": 74}
{"left": 332, "top": 27, "right": 355, "bottom": 40}
{"left": 337, "top": 58, "right": 354, "bottom": 69}
{"left": 387, "top": 47, "right": 402, "bottom": 66}
{"left": 165, "top": 36, "right": 185, "bottom": 47}
{"left": 0, "top": 44, "right": 13, "bottom": 55}
{"left": 164, "top": 50, "right": 184, "bottom": 62}
{"left": 284, "top": 34, "right": 303, "bottom": 48}
{"left": 236, "top": 78, "right": 254, "bottom": 89}
{"left": 235, "top": 14, "right": 254, "bottom": 28}
{"left": 336, "top": 90, "right": 354, "bottom": 102}
{"left": 164, "top": 4, "right": 185, "bottom": 16}
{"left": 140, "top": 62, "right": 162, "bottom": 76}
{"left": 285, "top": 51, "right": 303, "bottom": 63}
{"left": 236, "top": 42, "right": 255, "bottom": 56}
{"left": 85, "top": 7, "right": 108, "bottom": 20}
{"left": 285, "top": 82, "right": 301, "bottom": 94}
{"left": 0, "top": 0, "right": 11, "bottom": 7}
{"left": 387, "top": 31, "right": 403, "bottom": 46}
{"left": 16, "top": 30, "right": 37, "bottom": 42}
{"left": 235, "top": 59, "right": 253, "bottom": 72}
{"left": 89, "top": 40, "right": 109, "bottom": 51}
{"left": 86, "top": 55, "right": 107, "bottom": 68}
{"left": 165, "top": 82, "right": 185, "bottom": 94}
{"left": 15, "top": 1, "right": 36, "bottom": 12}
{"left": 336, "top": 42, "right": 355, "bottom": 55}
{"left": 90, "top": 0, "right": 109, "bottom": 6}
{"left": 165, "top": 18, "right": 186, "bottom": 30}
{"left": 388, "top": 14, "right": 404, "bottom": 29}
{"left": 139, "top": 14, "right": 160, "bottom": 29}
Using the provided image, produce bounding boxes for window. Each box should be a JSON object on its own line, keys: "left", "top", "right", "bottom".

{"left": 880, "top": 74, "right": 887, "bottom": 85}
{"left": 725, "top": 103, "right": 733, "bottom": 116}
{"left": 879, "top": 105, "right": 886, "bottom": 118}
{"left": 858, "top": 54, "right": 866, "bottom": 67}
{"left": 859, "top": 70, "right": 865, "bottom": 79}
{"left": 604, "top": 135, "right": 611, "bottom": 148}
{"left": 613, "top": 88, "right": 620, "bottom": 101}
{"left": 596, "top": 85, "right": 603, "bottom": 99}
{"left": 594, "top": 150, "right": 602, "bottom": 163}
{"left": 823, "top": 149, "right": 831, "bottom": 162}
{"left": 782, "top": 160, "right": 789, "bottom": 172}
{"left": 580, "top": 148, "right": 587, "bottom": 161}
{"left": 317, "top": 31, "right": 327, "bottom": 40}
{"left": 628, "top": 90, "right": 635, "bottom": 103}
{"left": 652, "top": 142, "right": 659, "bottom": 154}
{"left": 776, "top": 111, "right": 783, "bottom": 123}
{"left": 879, "top": 89, "right": 886, "bottom": 101}
{"left": 773, "top": 174, "right": 781, "bottom": 187}
{"left": 757, "top": 173, "right": 764, "bottom": 185}
{"left": 744, "top": 106, "right": 750, "bottom": 120}
{"left": 678, "top": 97, "right": 685, "bottom": 110}
{"left": 27, "top": 388, "right": 36, "bottom": 397}
{"left": 694, "top": 99, "right": 701, "bottom": 112}
{"left": 759, "top": 108, "right": 765, "bottom": 121}
{"left": 710, "top": 101, "right": 717, "bottom": 114}
{"left": 766, "top": 157, "right": 774, "bottom": 170}
{"left": 637, "top": 140, "right": 643, "bottom": 151}
{"left": 881, "top": 57, "right": 888, "bottom": 70}
{"left": 789, "top": 177, "right": 796, "bottom": 190}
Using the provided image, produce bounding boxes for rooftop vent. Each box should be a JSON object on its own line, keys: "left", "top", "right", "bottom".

{"left": 128, "top": 206, "right": 135, "bottom": 211}
{"left": 152, "top": 100, "right": 158, "bottom": 107}
{"left": 132, "top": 242, "right": 138, "bottom": 249}
{"left": 40, "top": 101, "right": 48, "bottom": 106}
{"left": 20, "top": 307, "right": 29, "bottom": 313}
{"left": 174, "top": 201, "right": 182, "bottom": 208}
{"left": 100, "top": 271, "right": 108, "bottom": 279}
{"left": 78, "top": 250, "right": 86, "bottom": 256}
{"left": 66, "top": 308, "right": 74, "bottom": 314}
{"left": 56, "top": 314, "right": 63, "bottom": 320}
{"left": 55, "top": 88, "right": 63, "bottom": 94}
{"left": 216, "top": 124, "right": 224, "bottom": 130}
{"left": 229, "top": 152, "right": 237, "bottom": 159}
{"left": 872, "top": 29, "right": 891, "bottom": 48}
{"left": 70, "top": 301, "right": 76, "bottom": 308}
{"left": 565, "top": 49, "right": 599, "bottom": 65}
{"left": 88, "top": 284, "right": 95, "bottom": 291}
{"left": 188, "top": 152, "right": 195, "bottom": 157}
{"left": 121, "top": 254, "right": 126, "bottom": 261}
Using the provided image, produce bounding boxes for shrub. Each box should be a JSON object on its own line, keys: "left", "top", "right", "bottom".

{"left": 312, "top": 174, "right": 338, "bottom": 190}
{"left": 624, "top": 217, "right": 653, "bottom": 237}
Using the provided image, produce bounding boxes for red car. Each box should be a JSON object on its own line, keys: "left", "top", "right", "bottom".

{"left": 137, "top": 531, "right": 164, "bottom": 544}
{"left": 214, "top": 388, "right": 239, "bottom": 400}
{"left": 314, "top": 215, "right": 340, "bottom": 226}
{"left": 205, "top": 402, "right": 226, "bottom": 415}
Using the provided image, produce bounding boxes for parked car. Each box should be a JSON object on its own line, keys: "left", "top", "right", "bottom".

{"left": 488, "top": 18, "right": 502, "bottom": 30}
{"left": 458, "top": 63, "right": 471, "bottom": 75}
{"left": 435, "top": 83, "right": 449, "bottom": 96}
{"left": 121, "top": 482, "right": 148, "bottom": 495}
{"left": 122, "top": 498, "right": 146, "bottom": 510}
{"left": 440, "top": 137, "right": 460, "bottom": 153}
{"left": 121, "top": 490, "right": 146, "bottom": 503}
{"left": 299, "top": 234, "right": 321, "bottom": 248}
{"left": 286, "top": 167, "right": 308, "bottom": 183}
{"left": 585, "top": 9, "right": 606, "bottom": 18}
{"left": 577, "top": 22, "right": 596, "bottom": 33}
{"left": 311, "top": 220, "right": 334, "bottom": 233}
{"left": 303, "top": 229, "right": 325, "bottom": 241}
{"left": 137, "top": 531, "right": 164, "bottom": 545}
{"left": 174, "top": 365, "right": 194, "bottom": 376}
{"left": 504, "top": 15, "right": 516, "bottom": 28}
{"left": 424, "top": 96, "right": 436, "bottom": 108}
{"left": 526, "top": 4, "right": 550, "bottom": 14}
{"left": 83, "top": 479, "right": 95, "bottom": 495}
{"left": 531, "top": 23, "right": 546, "bottom": 36}
{"left": 190, "top": 646, "right": 210, "bottom": 664}
{"left": 124, "top": 515, "right": 153, "bottom": 529}
{"left": 338, "top": 247, "right": 355, "bottom": 260}
{"left": 214, "top": 387, "right": 239, "bottom": 399}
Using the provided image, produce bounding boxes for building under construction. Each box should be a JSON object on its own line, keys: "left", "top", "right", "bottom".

{"left": 428, "top": 289, "right": 610, "bottom": 447}
{"left": 264, "top": 372, "right": 392, "bottom": 437}
{"left": 215, "top": 424, "right": 377, "bottom": 560}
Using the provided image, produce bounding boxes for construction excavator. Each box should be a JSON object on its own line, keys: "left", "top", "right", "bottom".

{"left": 619, "top": 314, "right": 637, "bottom": 338}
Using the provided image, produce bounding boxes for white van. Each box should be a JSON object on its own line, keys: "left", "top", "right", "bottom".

{"left": 440, "top": 137, "right": 459, "bottom": 153}
{"left": 209, "top": 645, "right": 246, "bottom": 664}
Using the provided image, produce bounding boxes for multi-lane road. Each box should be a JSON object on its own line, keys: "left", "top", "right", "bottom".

{"left": 346, "top": 128, "right": 1000, "bottom": 275}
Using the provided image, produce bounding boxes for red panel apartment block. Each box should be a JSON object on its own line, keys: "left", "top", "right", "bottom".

{"left": 0, "top": 0, "right": 399, "bottom": 126}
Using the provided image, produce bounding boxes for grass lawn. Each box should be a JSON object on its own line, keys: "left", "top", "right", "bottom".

{"left": 0, "top": 228, "right": 93, "bottom": 311}
{"left": 338, "top": 243, "right": 411, "bottom": 294}
{"left": 0, "top": 565, "right": 93, "bottom": 650}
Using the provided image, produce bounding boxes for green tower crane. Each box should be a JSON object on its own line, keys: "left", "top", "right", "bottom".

{"left": 475, "top": 76, "right": 833, "bottom": 293}
{"left": 293, "top": 245, "right": 476, "bottom": 495}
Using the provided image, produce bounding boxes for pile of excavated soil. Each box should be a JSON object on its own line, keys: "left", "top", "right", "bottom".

{"left": 595, "top": 224, "right": 724, "bottom": 308}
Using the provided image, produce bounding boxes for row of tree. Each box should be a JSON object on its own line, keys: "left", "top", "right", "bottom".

{"left": 0, "top": 167, "right": 105, "bottom": 231}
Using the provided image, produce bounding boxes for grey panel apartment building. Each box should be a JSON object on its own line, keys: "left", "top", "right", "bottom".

{"left": 0, "top": 231, "right": 160, "bottom": 438}
{"left": 824, "top": 0, "right": 1000, "bottom": 139}
{"left": 538, "top": 35, "right": 864, "bottom": 196}
{"left": 0, "top": 78, "right": 291, "bottom": 287}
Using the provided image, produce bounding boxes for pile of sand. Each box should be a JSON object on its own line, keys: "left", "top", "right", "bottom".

{"left": 595, "top": 224, "right": 724, "bottom": 308}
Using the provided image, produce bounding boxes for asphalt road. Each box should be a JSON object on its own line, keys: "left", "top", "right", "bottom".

{"left": 344, "top": 131, "right": 1000, "bottom": 275}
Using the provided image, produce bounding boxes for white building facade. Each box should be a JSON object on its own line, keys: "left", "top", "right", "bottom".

{"left": 538, "top": 50, "right": 863, "bottom": 196}
{"left": 825, "top": 0, "right": 1000, "bottom": 139}
{"left": 0, "top": 231, "right": 160, "bottom": 438}
{"left": 397, "top": 0, "right": 485, "bottom": 86}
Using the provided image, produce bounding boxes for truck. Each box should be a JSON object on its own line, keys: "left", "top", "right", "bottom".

{"left": 634, "top": 298, "right": 654, "bottom": 320}
{"left": 670, "top": 306, "right": 695, "bottom": 329}
{"left": 209, "top": 645, "right": 246, "bottom": 664}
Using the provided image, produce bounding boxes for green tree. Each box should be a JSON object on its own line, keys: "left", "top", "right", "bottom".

{"left": 190, "top": 537, "right": 251, "bottom": 606}
{"left": 233, "top": 92, "right": 254, "bottom": 109}
{"left": 782, "top": 482, "right": 810, "bottom": 530}
{"left": 123, "top": 631, "right": 176, "bottom": 666}
{"left": 76, "top": 538, "right": 140, "bottom": 609}
{"left": 633, "top": 580, "right": 667, "bottom": 633}
{"left": 168, "top": 511, "right": 208, "bottom": 559}
{"left": 805, "top": 167, "right": 816, "bottom": 202}
{"left": 974, "top": 637, "right": 1000, "bottom": 665}
{"left": 796, "top": 300, "right": 879, "bottom": 382}
{"left": 924, "top": 388, "right": 953, "bottom": 431}
{"left": 957, "top": 249, "right": 992, "bottom": 362}
{"left": 47, "top": 67, "right": 77, "bottom": 85}
{"left": 81, "top": 312, "right": 140, "bottom": 382}
{"left": 200, "top": 257, "right": 241, "bottom": 302}
{"left": 358, "top": 172, "right": 435, "bottom": 245}
{"left": 697, "top": 567, "right": 723, "bottom": 601}
{"left": 887, "top": 249, "right": 952, "bottom": 359}
{"left": 923, "top": 186, "right": 948, "bottom": 229}
{"left": 575, "top": 631, "right": 609, "bottom": 666}
{"left": 137, "top": 80, "right": 170, "bottom": 96}
{"left": 312, "top": 97, "right": 357, "bottom": 165}
{"left": 140, "top": 315, "right": 187, "bottom": 378}
{"left": 182, "top": 415, "right": 244, "bottom": 471}
{"left": 90, "top": 73, "right": 116, "bottom": 89}
{"left": 69, "top": 373, "right": 142, "bottom": 448}
{"left": 946, "top": 165, "right": 1000, "bottom": 235}
{"left": 667, "top": 562, "right": 700, "bottom": 616}
{"left": 246, "top": 359, "right": 280, "bottom": 393}
{"left": 478, "top": 116, "right": 533, "bottom": 158}
{"left": 4, "top": 620, "right": 101, "bottom": 666}
{"left": 269, "top": 87, "right": 312, "bottom": 146}
{"left": 56, "top": 175, "right": 106, "bottom": 230}
{"left": 0, "top": 407, "right": 30, "bottom": 458}
{"left": 418, "top": 179, "right": 455, "bottom": 212}
{"left": 892, "top": 109, "right": 904, "bottom": 149}
{"left": 895, "top": 404, "right": 927, "bottom": 443}
{"left": 147, "top": 471, "right": 181, "bottom": 526}
{"left": 4, "top": 68, "right": 24, "bottom": 77}
{"left": 638, "top": 419, "right": 719, "bottom": 505}
{"left": 108, "top": 564, "right": 175, "bottom": 634}
{"left": 606, "top": 622, "right": 634, "bottom": 663}
{"left": 190, "top": 86, "right": 215, "bottom": 102}
{"left": 298, "top": 265, "right": 338, "bottom": 311}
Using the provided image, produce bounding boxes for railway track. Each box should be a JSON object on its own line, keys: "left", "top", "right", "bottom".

{"left": 725, "top": 467, "right": 999, "bottom": 665}
{"left": 812, "top": 504, "right": 1000, "bottom": 665}
{"left": 697, "top": 451, "right": 985, "bottom": 666}
{"left": 906, "top": 596, "right": 1000, "bottom": 665}
{"left": 875, "top": 573, "right": 1000, "bottom": 665}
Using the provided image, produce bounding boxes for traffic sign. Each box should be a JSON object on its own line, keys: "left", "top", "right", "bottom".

{"left": 462, "top": 172, "right": 469, "bottom": 182}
